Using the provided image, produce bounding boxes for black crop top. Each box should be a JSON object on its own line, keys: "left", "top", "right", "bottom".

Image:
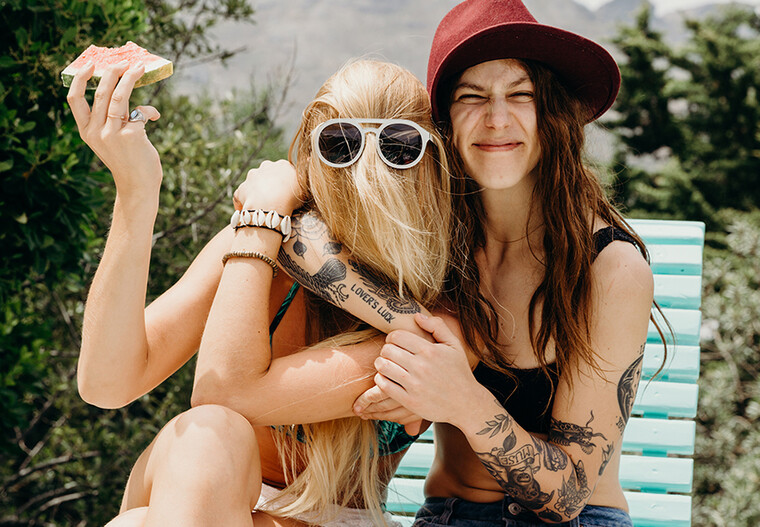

{"left": 473, "top": 227, "right": 639, "bottom": 434}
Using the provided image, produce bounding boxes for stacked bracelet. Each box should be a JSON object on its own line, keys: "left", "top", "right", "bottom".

{"left": 221, "top": 251, "right": 279, "bottom": 276}
{"left": 230, "top": 209, "right": 292, "bottom": 242}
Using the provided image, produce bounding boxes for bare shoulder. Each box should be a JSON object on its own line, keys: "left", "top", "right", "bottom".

{"left": 591, "top": 236, "right": 653, "bottom": 305}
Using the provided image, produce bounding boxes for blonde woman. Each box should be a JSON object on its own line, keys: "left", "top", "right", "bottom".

{"left": 67, "top": 59, "right": 458, "bottom": 526}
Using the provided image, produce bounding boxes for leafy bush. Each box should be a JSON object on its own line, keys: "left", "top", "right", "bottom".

{"left": 0, "top": 1, "right": 289, "bottom": 524}
{"left": 694, "top": 213, "right": 760, "bottom": 526}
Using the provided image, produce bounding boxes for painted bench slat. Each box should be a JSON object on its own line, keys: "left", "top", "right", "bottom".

{"left": 647, "top": 308, "right": 702, "bottom": 346}
{"left": 619, "top": 455, "right": 694, "bottom": 493}
{"left": 633, "top": 380, "right": 699, "bottom": 419}
{"left": 652, "top": 274, "right": 703, "bottom": 310}
{"left": 625, "top": 491, "right": 692, "bottom": 527}
{"left": 622, "top": 418, "right": 696, "bottom": 456}
{"left": 642, "top": 344, "right": 700, "bottom": 383}
{"left": 646, "top": 245, "right": 704, "bottom": 275}
{"left": 628, "top": 219, "right": 706, "bottom": 246}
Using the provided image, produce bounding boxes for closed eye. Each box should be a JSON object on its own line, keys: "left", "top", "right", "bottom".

{"left": 511, "top": 91, "right": 534, "bottom": 102}
{"left": 455, "top": 93, "right": 487, "bottom": 104}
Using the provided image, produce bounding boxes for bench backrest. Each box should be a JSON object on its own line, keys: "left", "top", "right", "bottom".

{"left": 387, "top": 219, "right": 705, "bottom": 527}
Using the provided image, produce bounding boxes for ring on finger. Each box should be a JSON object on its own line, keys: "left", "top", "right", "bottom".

{"left": 128, "top": 108, "right": 147, "bottom": 123}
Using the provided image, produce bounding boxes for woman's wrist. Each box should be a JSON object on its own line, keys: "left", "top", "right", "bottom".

{"left": 230, "top": 224, "right": 283, "bottom": 257}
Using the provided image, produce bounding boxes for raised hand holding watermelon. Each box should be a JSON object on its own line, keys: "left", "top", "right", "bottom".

{"left": 67, "top": 60, "right": 163, "bottom": 204}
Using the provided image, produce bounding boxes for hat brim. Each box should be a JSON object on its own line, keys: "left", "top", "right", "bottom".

{"left": 429, "top": 22, "right": 620, "bottom": 123}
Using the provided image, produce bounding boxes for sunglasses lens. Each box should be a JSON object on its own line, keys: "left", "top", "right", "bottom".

{"left": 378, "top": 123, "right": 424, "bottom": 167}
{"left": 318, "top": 122, "right": 363, "bottom": 166}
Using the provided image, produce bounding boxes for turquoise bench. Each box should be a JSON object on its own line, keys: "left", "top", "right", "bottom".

{"left": 387, "top": 219, "right": 705, "bottom": 527}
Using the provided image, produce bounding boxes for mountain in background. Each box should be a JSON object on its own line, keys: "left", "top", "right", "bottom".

{"left": 173, "top": 0, "right": 755, "bottom": 138}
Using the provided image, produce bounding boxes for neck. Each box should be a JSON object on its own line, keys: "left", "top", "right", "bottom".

{"left": 479, "top": 179, "right": 543, "bottom": 250}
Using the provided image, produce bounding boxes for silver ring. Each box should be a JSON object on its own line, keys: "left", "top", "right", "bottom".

{"left": 128, "top": 108, "right": 146, "bottom": 123}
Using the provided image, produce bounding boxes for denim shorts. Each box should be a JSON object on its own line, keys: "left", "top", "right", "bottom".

{"left": 412, "top": 496, "right": 633, "bottom": 527}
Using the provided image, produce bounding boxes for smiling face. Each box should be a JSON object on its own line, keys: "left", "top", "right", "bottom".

{"left": 449, "top": 59, "right": 541, "bottom": 194}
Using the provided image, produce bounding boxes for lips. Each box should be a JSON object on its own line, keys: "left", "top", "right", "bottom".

{"left": 474, "top": 141, "right": 522, "bottom": 152}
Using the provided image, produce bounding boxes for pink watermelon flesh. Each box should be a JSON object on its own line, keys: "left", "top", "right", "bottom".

{"left": 61, "top": 41, "right": 173, "bottom": 89}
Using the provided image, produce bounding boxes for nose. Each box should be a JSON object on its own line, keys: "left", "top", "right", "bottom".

{"left": 485, "top": 98, "right": 511, "bottom": 129}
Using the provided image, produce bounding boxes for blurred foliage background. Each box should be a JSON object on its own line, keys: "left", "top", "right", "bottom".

{"left": 0, "top": 0, "right": 758, "bottom": 525}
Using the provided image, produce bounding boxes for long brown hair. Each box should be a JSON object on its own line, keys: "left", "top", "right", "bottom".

{"left": 443, "top": 59, "right": 668, "bottom": 382}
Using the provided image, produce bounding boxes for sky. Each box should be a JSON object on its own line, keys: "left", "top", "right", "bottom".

{"left": 575, "top": 0, "right": 760, "bottom": 14}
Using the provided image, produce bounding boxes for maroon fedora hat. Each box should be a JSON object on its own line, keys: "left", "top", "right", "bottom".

{"left": 427, "top": 0, "right": 620, "bottom": 123}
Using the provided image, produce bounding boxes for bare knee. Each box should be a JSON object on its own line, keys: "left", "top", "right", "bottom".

{"left": 122, "top": 405, "right": 260, "bottom": 510}
{"left": 105, "top": 507, "right": 148, "bottom": 527}
{"left": 169, "top": 404, "right": 257, "bottom": 448}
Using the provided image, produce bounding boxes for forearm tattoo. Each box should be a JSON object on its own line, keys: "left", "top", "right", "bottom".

{"left": 277, "top": 251, "right": 348, "bottom": 306}
{"left": 289, "top": 211, "right": 343, "bottom": 259}
{"left": 531, "top": 435, "right": 569, "bottom": 472}
{"left": 555, "top": 459, "right": 591, "bottom": 517}
{"left": 618, "top": 344, "right": 645, "bottom": 425}
{"left": 347, "top": 259, "right": 421, "bottom": 324}
{"left": 549, "top": 412, "right": 607, "bottom": 455}
{"left": 477, "top": 442, "right": 554, "bottom": 511}
{"left": 476, "top": 411, "right": 512, "bottom": 438}
{"left": 473, "top": 409, "right": 602, "bottom": 520}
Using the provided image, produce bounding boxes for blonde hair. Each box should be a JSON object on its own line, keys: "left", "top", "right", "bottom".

{"left": 268, "top": 60, "right": 452, "bottom": 525}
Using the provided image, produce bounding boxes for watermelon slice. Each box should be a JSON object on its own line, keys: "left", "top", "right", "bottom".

{"left": 61, "top": 41, "right": 173, "bottom": 89}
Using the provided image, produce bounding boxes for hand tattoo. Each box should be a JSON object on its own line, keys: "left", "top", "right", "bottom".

{"left": 549, "top": 412, "right": 607, "bottom": 455}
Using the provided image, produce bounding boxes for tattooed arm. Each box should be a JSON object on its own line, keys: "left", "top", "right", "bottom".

{"left": 277, "top": 210, "right": 431, "bottom": 335}
{"left": 366, "top": 241, "right": 653, "bottom": 521}
{"left": 191, "top": 165, "right": 416, "bottom": 426}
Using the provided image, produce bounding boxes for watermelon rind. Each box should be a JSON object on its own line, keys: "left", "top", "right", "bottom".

{"left": 61, "top": 42, "right": 173, "bottom": 90}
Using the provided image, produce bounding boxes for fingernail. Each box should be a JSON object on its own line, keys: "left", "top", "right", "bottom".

{"left": 84, "top": 60, "right": 93, "bottom": 69}
{"left": 353, "top": 405, "right": 363, "bottom": 414}
{"left": 418, "top": 313, "right": 428, "bottom": 320}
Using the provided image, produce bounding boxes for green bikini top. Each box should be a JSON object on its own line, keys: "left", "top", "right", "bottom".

{"left": 269, "top": 282, "right": 419, "bottom": 455}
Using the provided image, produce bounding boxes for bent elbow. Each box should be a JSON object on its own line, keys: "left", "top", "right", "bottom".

{"left": 190, "top": 383, "right": 232, "bottom": 410}
{"left": 77, "top": 369, "right": 135, "bottom": 409}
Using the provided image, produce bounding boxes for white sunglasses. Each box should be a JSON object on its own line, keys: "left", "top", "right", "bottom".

{"left": 312, "top": 118, "right": 431, "bottom": 170}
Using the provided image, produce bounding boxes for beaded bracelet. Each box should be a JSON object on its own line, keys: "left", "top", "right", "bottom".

{"left": 221, "top": 251, "right": 279, "bottom": 276}
{"left": 230, "top": 209, "right": 292, "bottom": 242}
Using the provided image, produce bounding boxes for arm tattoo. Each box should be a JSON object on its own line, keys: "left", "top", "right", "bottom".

{"left": 555, "top": 460, "right": 591, "bottom": 517}
{"left": 289, "top": 211, "right": 343, "bottom": 259}
{"left": 345, "top": 259, "right": 420, "bottom": 324}
{"left": 277, "top": 252, "right": 348, "bottom": 306}
{"left": 618, "top": 346, "right": 644, "bottom": 425}
{"left": 599, "top": 441, "right": 615, "bottom": 476}
{"left": 476, "top": 443, "right": 554, "bottom": 511}
{"left": 476, "top": 411, "right": 512, "bottom": 438}
{"left": 549, "top": 412, "right": 607, "bottom": 455}
{"left": 530, "top": 435, "right": 569, "bottom": 472}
